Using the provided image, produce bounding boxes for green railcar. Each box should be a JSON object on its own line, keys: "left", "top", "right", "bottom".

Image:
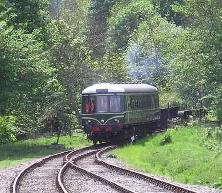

{"left": 81, "top": 83, "right": 161, "bottom": 143}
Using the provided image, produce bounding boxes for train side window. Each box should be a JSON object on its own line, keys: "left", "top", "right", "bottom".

{"left": 129, "top": 95, "right": 138, "bottom": 110}
{"left": 142, "top": 95, "right": 148, "bottom": 109}
{"left": 147, "top": 95, "right": 151, "bottom": 109}
{"left": 151, "top": 95, "right": 155, "bottom": 109}
{"left": 154, "top": 94, "right": 159, "bottom": 108}
{"left": 127, "top": 96, "right": 132, "bottom": 110}
{"left": 145, "top": 95, "right": 149, "bottom": 108}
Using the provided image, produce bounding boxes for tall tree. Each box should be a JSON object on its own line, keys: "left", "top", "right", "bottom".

{"left": 166, "top": 0, "right": 222, "bottom": 112}
{"left": 152, "top": 0, "right": 185, "bottom": 25}
{"left": 87, "top": 0, "right": 115, "bottom": 58}
{"left": 107, "top": 0, "right": 155, "bottom": 52}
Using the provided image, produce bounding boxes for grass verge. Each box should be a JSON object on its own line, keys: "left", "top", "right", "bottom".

{"left": 0, "top": 133, "right": 91, "bottom": 170}
{"left": 113, "top": 125, "right": 222, "bottom": 189}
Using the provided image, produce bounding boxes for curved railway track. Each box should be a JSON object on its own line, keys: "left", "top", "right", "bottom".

{"left": 96, "top": 146, "right": 197, "bottom": 193}
{"left": 11, "top": 144, "right": 107, "bottom": 193}
{"left": 11, "top": 143, "right": 197, "bottom": 193}
{"left": 11, "top": 150, "right": 71, "bottom": 193}
{"left": 58, "top": 145, "right": 197, "bottom": 193}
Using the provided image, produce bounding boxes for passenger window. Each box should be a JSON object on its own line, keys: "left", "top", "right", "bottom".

{"left": 154, "top": 94, "right": 159, "bottom": 108}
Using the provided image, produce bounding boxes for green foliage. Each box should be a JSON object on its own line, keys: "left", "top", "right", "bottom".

{"left": 159, "top": 90, "right": 183, "bottom": 107}
{"left": 126, "top": 15, "right": 181, "bottom": 86}
{"left": 1, "top": 0, "right": 222, "bottom": 144}
{"left": 0, "top": 116, "right": 17, "bottom": 144}
{"left": 211, "top": 86, "right": 222, "bottom": 122}
{"left": 152, "top": 0, "right": 185, "bottom": 25}
{"left": 206, "top": 110, "right": 217, "bottom": 122}
{"left": 3, "top": 0, "right": 50, "bottom": 33}
{"left": 159, "top": 133, "right": 172, "bottom": 146}
{"left": 201, "top": 127, "right": 222, "bottom": 151}
{"left": 214, "top": 178, "right": 222, "bottom": 189}
{"left": 94, "top": 53, "right": 130, "bottom": 82}
{"left": 46, "top": 18, "right": 95, "bottom": 133}
{"left": 107, "top": 0, "right": 155, "bottom": 52}
{"left": 114, "top": 126, "right": 222, "bottom": 188}
{"left": 165, "top": 28, "right": 208, "bottom": 108}
{"left": 0, "top": 28, "right": 54, "bottom": 133}
{"left": 0, "top": 132, "right": 91, "bottom": 169}
{"left": 169, "top": 0, "right": 222, "bottom": 113}
{"left": 87, "top": 0, "right": 115, "bottom": 58}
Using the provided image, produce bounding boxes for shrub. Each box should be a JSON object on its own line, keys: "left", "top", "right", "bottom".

{"left": 214, "top": 177, "right": 222, "bottom": 189}
{"left": 0, "top": 116, "right": 17, "bottom": 144}
{"left": 160, "top": 134, "right": 172, "bottom": 146}
{"left": 201, "top": 127, "right": 222, "bottom": 151}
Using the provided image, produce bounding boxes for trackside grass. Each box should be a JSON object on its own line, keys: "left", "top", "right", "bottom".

{"left": 113, "top": 126, "right": 222, "bottom": 188}
{"left": 0, "top": 133, "right": 91, "bottom": 170}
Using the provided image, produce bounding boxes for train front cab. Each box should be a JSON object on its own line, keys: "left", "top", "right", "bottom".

{"left": 81, "top": 93, "right": 125, "bottom": 144}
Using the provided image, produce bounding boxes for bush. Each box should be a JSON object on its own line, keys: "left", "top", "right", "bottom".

{"left": 214, "top": 178, "right": 222, "bottom": 189}
{"left": 160, "top": 134, "right": 172, "bottom": 146}
{"left": 0, "top": 116, "right": 17, "bottom": 144}
{"left": 201, "top": 127, "right": 222, "bottom": 151}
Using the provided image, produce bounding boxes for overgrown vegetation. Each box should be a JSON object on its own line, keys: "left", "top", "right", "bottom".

{"left": 113, "top": 126, "right": 222, "bottom": 188}
{"left": 0, "top": 0, "right": 222, "bottom": 144}
{"left": 0, "top": 116, "right": 17, "bottom": 144}
{"left": 0, "top": 132, "right": 91, "bottom": 170}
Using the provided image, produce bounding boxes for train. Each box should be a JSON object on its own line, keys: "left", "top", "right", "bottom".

{"left": 81, "top": 83, "right": 167, "bottom": 144}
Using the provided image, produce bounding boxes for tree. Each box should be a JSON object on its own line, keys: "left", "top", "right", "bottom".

{"left": 152, "top": 0, "right": 185, "bottom": 25}
{"left": 0, "top": 27, "right": 54, "bottom": 134}
{"left": 107, "top": 0, "right": 155, "bottom": 52}
{"left": 169, "top": 0, "right": 222, "bottom": 114}
{"left": 87, "top": 0, "right": 115, "bottom": 58}
{"left": 47, "top": 19, "right": 94, "bottom": 130}
{"left": 4, "top": 0, "right": 50, "bottom": 33}
{"left": 94, "top": 53, "right": 130, "bottom": 83}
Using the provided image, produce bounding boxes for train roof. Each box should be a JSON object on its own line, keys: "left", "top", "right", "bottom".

{"left": 82, "top": 83, "right": 158, "bottom": 94}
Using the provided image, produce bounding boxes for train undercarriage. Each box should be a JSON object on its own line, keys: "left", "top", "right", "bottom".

{"left": 87, "top": 120, "right": 163, "bottom": 144}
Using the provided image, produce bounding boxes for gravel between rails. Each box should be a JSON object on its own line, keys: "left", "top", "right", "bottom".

{"left": 76, "top": 152, "right": 173, "bottom": 193}
{"left": 18, "top": 156, "right": 64, "bottom": 193}
{"left": 62, "top": 148, "right": 118, "bottom": 193}
{"left": 64, "top": 167, "right": 118, "bottom": 193}
{"left": 102, "top": 153, "right": 222, "bottom": 193}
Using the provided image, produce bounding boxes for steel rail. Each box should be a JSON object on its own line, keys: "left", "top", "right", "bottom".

{"left": 12, "top": 144, "right": 106, "bottom": 193}
{"left": 57, "top": 143, "right": 111, "bottom": 193}
{"left": 70, "top": 150, "right": 134, "bottom": 193}
{"left": 95, "top": 146, "right": 197, "bottom": 193}
{"left": 11, "top": 149, "right": 71, "bottom": 193}
{"left": 57, "top": 147, "right": 99, "bottom": 193}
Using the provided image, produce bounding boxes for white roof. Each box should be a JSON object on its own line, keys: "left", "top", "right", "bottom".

{"left": 82, "top": 83, "right": 157, "bottom": 94}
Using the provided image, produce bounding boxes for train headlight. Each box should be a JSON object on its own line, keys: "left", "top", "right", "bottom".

{"left": 88, "top": 120, "right": 91, "bottom": 123}
{"left": 101, "top": 119, "right": 105, "bottom": 123}
{"left": 114, "top": 119, "right": 119, "bottom": 123}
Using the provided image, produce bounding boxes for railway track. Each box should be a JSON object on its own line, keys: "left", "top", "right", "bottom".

{"left": 12, "top": 143, "right": 197, "bottom": 193}
{"left": 11, "top": 144, "right": 107, "bottom": 193}
{"left": 96, "top": 146, "right": 197, "bottom": 193}
{"left": 58, "top": 145, "right": 197, "bottom": 193}
{"left": 11, "top": 150, "right": 71, "bottom": 193}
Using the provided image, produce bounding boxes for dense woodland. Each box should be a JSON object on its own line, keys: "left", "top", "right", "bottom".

{"left": 0, "top": 0, "right": 221, "bottom": 144}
